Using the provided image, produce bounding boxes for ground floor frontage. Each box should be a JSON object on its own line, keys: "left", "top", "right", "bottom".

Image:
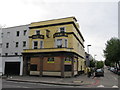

{"left": 23, "top": 52, "right": 85, "bottom": 77}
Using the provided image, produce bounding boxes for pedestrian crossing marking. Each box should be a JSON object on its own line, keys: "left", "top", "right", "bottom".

{"left": 112, "top": 85, "right": 118, "bottom": 88}
{"left": 97, "top": 85, "right": 104, "bottom": 87}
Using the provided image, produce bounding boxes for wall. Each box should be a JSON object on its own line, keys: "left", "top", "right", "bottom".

{"left": 2, "top": 25, "right": 29, "bottom": 56}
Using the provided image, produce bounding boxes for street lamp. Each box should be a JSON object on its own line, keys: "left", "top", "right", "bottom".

{"left": 87, "top": 45, "right": 91, "bottom": 54}
{"left": 87, "top": 45, "right": 91, "bottom": 67}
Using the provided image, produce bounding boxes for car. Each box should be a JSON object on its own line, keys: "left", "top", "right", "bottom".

{"left": 107, "top": 66, "right": 110, "bottom": 70}
{"left": 117, "top": 69, "right": 120, "bottom": 75}
{"left": 95, "top": 69, "right": 104, "bottom": 77}
{"left": 113, "top": 68, "right": 118, "bottom": 74}
{"left": 110, "top": 67, "right": 115, "bottom": 72}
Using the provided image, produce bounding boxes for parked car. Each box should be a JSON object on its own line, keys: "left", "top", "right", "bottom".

{"left": 110, "top": 67, "right": 115, "bottom": 72}
{"left": 117, "top": 69, "right": 120, "bottom": 75}
{"left": 107, "top": 66, "right": 110, "bottom": 70}
{"left": 113, "top": 68, "right": 118, "bottom": 74}
{"left": 95, "top": 69, "right": 104, "bottom": 77}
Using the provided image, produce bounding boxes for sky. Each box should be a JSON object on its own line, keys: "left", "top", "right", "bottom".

{"left": 0, "top": 0, "right": 118, "bottom": 61}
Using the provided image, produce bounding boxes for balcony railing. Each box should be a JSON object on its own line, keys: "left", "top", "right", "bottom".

{"left": 53, "top": 32, "right": 68, "bottom": 38}
{"left": 29, "top": 34, "right": 44, "bottom": 39}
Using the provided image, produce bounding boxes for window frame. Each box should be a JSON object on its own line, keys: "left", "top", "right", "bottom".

{"left": 23, "top": 30, "right": 27, "bottom": 36}
{"left": 33, "top": 41, "right": 38, "bottom": 49}
{"left": 56, "top": 39, "right": 62, "bottom": 48}
{"left": 47, "top": 57, "right": 55, "bottom": 63}
{"left": 64, "top": 39, "right": 68, "bottom": 48}
{"left": 40, "top": 41, "right": 43, "bottom": 48}
{"left": 23, "top": 41, "right": 26, "bottom": 47}
{"left": 16, "top": 42, "right": 19, "bottom": 47}
{"left": 6, "top": 43, "right": 9, "bottom": 48}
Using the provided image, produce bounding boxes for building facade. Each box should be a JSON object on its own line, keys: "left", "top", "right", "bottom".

{"left": 2, "top": 25, "right": 29, "bottom": 75}
{"left": 22, "top": 17, "right": 85, "bottom": 77}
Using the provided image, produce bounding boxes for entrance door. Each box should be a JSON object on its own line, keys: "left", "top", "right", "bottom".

{"left": 5, "top": 62, "right": 20, "bottom": 75}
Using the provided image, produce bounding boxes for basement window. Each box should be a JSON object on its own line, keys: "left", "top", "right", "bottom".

{"left": 30, "top": 64, "right": 37, "bottom": 71}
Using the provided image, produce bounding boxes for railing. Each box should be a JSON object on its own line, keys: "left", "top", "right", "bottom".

{"left": 29, "top": 34, "right": 44, "bottom": 39}
{"left": 53, "top": 32, "right": 68, "bottom": 38}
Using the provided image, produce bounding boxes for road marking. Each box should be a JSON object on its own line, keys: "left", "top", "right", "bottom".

{"left": 112, "top": 85, "right": 118, "bottom": 88}
{"left": 97, "top": 85, "right": 104, "bottom": 88}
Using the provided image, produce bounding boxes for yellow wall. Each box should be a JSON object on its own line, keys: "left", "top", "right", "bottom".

{"left": 30, "top": 17, "right": 76, "bottom": 27}
{"left": 29, "top": 24, "right": 74, "bottom": 49}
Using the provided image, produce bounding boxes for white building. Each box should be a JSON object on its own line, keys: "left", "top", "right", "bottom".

{"left": 0, "top": 26, "right": 3, "bottom": 76}
{"left": 2, "top": 25, "right": 29, "bottom": 76}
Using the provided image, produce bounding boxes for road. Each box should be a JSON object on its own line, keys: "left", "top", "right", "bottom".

{"left": 87, "top": 67, "right": 119, "bottom": 88}
{"left": 2, "top": 67, "right": 119, "bottom": 89}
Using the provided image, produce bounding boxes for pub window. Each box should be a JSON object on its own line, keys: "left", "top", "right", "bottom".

{"left": 59, "top": 27, "right": 65, "bottom": 32}
{"left": 30, "top": 64, "right": 37, "bottom": 71}
{"left": 40, "top": 41, "right": 43, "bottom": 48}
{"left": 33, "top": 41, "right": 38, "bottom": 49}
{"left": 65, "top": 57, "right": 71, "bottom": 61}
{"left": 64, "top": 65, "right": 72, "bottom": 71}
{"left": 47, "top": 57, "right": 54, "bottom": 63}
{"left": 56, "top": 39, "right": 62, "bottom": 48}
{"left": 65, "top": 39, "right": 67, "bottom": 48}
{"left": 36, "top": 30, "right": 40, "bottom": 35}
{"left": 48, "top": 57, "right": 54, "bottom": 61}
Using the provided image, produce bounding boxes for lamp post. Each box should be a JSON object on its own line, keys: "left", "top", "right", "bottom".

{"left": 94, "top": 55, "right": 97, "bottom": 68}
{"left": 87, "top": 45, "right": 91, "bottom": 54}
{"left": 87, "top": 45, "right": 91, "bottom": 67}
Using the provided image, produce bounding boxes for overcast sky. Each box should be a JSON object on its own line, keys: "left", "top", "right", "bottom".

{"left": 0, "top": 0, "right": 118, "bottom": 61}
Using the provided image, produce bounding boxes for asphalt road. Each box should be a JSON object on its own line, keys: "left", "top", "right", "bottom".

{"left": 87, "top": 67, "right": 119, "bottom": 88}
{"left": 2, "top": 67, "right": 119, "bottom": 89}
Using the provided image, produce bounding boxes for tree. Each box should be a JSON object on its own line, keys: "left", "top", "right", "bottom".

{"left": 96, "top": 61, "right": 104, "bottom": 69}
{"left": 104, "top": 37, "right": 120, "bottom": 68}
{"left": 89, "top": 60, "right": 95, "bottom": 67}
{"left": 104, "top": 59, "right": 111, "bottom": 66}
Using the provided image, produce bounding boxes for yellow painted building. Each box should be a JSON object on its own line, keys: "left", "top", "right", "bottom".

{"left": 22, "top": 17, "right": 85, "bottom": 77}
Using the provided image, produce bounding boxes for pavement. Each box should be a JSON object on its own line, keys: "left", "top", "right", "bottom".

{"left": 2, "top": 74, "right": 96, "bottom": 86}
